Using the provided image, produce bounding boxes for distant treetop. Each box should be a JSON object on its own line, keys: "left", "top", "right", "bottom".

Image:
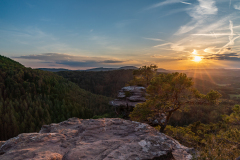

{"left": 128, "top": 64, "right": 158, "bottom": 87}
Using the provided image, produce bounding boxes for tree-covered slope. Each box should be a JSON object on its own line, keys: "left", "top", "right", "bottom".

{"left": 56, "top": 70, "right": 134, "bottom": 97}
{"left": 0, "top": 55, "right": 112, "bottom": 140}
{"left": 56, "top": 69, "right": 230, "bottom": 99}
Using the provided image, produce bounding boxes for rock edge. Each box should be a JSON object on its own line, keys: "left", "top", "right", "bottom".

{"left": 0, "top": 118, "right": 195, "bottom": 160}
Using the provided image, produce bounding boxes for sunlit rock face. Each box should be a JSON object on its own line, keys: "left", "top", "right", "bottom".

{"left": 0, "top": 118, "right": 194, "bottom": 160}
{"left": 110, "top": 86, "right": 146, "bottom": 115}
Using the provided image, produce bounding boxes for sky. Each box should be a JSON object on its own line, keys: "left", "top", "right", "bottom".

{"left": 0, "top": 0, "right": 240, "bottom": 70}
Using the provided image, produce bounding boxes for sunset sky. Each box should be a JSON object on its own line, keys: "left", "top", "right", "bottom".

{"left": 1, "top": 0, "right": 240, "bottom": 70}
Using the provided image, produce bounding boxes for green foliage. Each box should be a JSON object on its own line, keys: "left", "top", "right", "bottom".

{"left": 205, "top": 90, "right": 222, "bottom": 104}
{"left": 129, "top": 101, "right": 153, "bottom": 122}
{"left": 0, "top": 55, "right": 24, "bottom": 69}
{"left": 0, "top": 55, "right": 112, "bottom": 140}
{"left": 57, "top": 69, "right": 134, "bottom": 98}
{"left": 130, "top": 70, "right": 222, "bottom": 132}
{"left": 223, "top": 104, "right": 240, "bottom": 125}
{"left": 169, "top": 103, "right": 233, "bottom": 126}
{"left": 165, "top": 121, "right": 240, "bottom": 159}
{"left": 146, "top": 72, "right": 193, "bottom": 107}
{"left": 128, "top": 64, "right": 157, "bottom": 87}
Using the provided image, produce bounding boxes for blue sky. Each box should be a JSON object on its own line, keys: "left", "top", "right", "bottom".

{"left": 1, "top": 0, "right": 240, "bottom": 69}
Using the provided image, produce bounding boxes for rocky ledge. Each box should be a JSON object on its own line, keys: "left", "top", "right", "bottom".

{"left": 110, "top": 86, "right": 146, "bottom": 116}
{"left": 0, "top": 118, "right": 195, "bottom": 160}
{"left": 110, "top": 86, "right": 146, "bottom": 108}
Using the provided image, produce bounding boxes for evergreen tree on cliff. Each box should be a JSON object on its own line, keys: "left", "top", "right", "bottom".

{"left": 129, "top": 66, "right": 222, "bottom": 132}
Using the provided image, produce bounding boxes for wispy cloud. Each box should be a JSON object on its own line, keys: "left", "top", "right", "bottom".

{"left": 192, "top": 33, "right": 238, "bottom": 36}
{"left": 204, "top": 47, "right": 218, "bottom": 53}
{"left": 102, "top": 60, "right": 124, "bottom": 63}
{"left": 181, "top": 1, "right": 191, "bottom": 5}
{"left": 154, "top": 41, "right": 186, "bottom": 52}
{"left": 234, "top": 3, "right": 240, "bottom": 10}
{"left": 144, "top": 38, "right": 164, "bottom": 41}
{"left": 160, "top": 8, "right": 191, "bottom": 18}
{"left": 204, "top": 52, "right": 240, "bottom": 61}
{"left": 146, "top": 0, "right": 182, "bottom": 10}
{"left": 175, "top": 0, "right": 218, "bottom": 35}
{"left": 154, "top": 42, "right": 173, "bottom": 48}
{"left": 192, "top": 0, "right": 218, "bottom": 18}
{"left": 150, "top": 0, "right": 240, "bottom": 63}
{"left": 229, "top": 20, "right": 234, "bottom": 45}
{"left": 0, "top": 26, "right": 77, "bottom": 53}
{"left": 13, "top": 53, "right": 127, "bottom": 67}
{"left": 217, "top": 20, "right": 240, "bottom": 53}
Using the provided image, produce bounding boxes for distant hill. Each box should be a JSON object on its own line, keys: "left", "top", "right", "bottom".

{"left": 118, "top": 66, "right": 138, "bottom": 70}
{"left": 85, "top": 67, "right": 116, "bottom": 71}
{"left": 157, "top": 68, "right": 169, "bottom": 72}
{"left": 38, "top": 66, "right": 138, "bottom": 72}
{"left": 85, "top": 66, "right": 138, "bottom": 71}
{"left": 0, "top": 55, "right": 112, "bottom": 141}
{"left": 38, "top": 68, "right": 70, "bottom": 72}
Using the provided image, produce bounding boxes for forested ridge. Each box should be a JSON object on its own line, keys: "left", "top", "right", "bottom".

{"left": 57, "top": 70, "right": 134, "bottom": 97}
{"left": 56, "top": 69, "right": 232, "bottom": 99}
{"left": 0, "top": 55, "right": 112, "bottom": 140}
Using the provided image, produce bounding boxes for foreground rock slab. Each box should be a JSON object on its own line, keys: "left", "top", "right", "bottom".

{"left": 0, "top": 118, "right": 194, "bottom": 160}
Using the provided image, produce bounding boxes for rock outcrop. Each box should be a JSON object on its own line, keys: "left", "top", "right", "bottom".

{"left": 110, "top": 86, "right": 146, "bottom": 115}
{"left": 109, "top": 86, "right": 166, "bottom": 125}
{"left": 0, "top": 118, "right": 195, "bottom": 160}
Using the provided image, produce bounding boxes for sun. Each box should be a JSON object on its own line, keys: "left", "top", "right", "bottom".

{"left": 193, "top": 56, "right": 202, "bottom": 62}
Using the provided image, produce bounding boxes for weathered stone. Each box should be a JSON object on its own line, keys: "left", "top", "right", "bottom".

{"left": 110, "top": 86, "right": 146, "bottom": 107}
{"left": 147, "top": 113, "right": 167, "bottom": 126}
{"left": 0, "top": 141, "right": 5, "bottom": 148}
{"left": 0, "top": 118, "right": 194, "bottom": 160}
{"left": 110, "top": 86, "right": 166, "bottom": 125}
{"left": 110, "top": 86, "right": 147, "bottom": 117}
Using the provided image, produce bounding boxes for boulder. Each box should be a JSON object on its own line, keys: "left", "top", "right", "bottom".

{"left": 110, "top": 86, "right": 146, "bottom": 116}
{"left": 109, "top": 86, "right": 166, "bottom": 125}
{"left": 0, "top": 118, "right": 195, "bottom": 160}
{"left": 110, "top": 86, "right": 146, "bottom": 107}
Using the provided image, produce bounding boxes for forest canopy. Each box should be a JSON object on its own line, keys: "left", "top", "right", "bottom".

{"left": 0, "top": 55, "right": 112, "bottom": 140}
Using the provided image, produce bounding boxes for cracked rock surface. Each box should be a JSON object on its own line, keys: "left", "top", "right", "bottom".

{"left": 0, "top": 118, "right": 194, "bottom": 160}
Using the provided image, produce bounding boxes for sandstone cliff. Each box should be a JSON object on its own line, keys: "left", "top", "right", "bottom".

{"left": 0, "top": 118, "right": 194, "bottom": 160}
{"left": 110, "top": 86, "right": 146, "bottom": 116}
